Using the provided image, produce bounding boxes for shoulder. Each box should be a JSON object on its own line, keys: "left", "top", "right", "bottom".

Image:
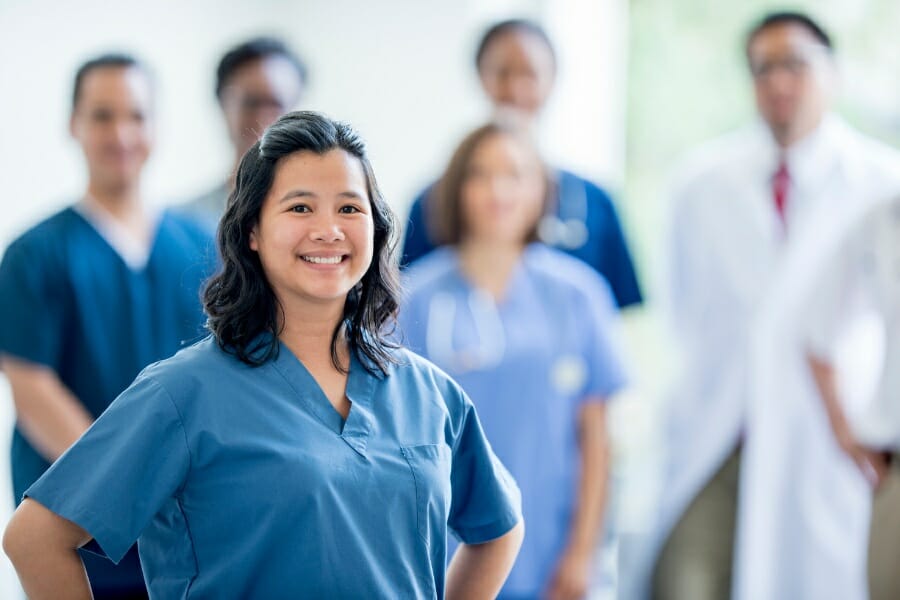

{"left": 524, "top": 244, "right": 614, "bottom": 297}
{"left": 402, "top": 247, "right": 458, "bottom": 296}
{"left": 384, "top": 346, "right": 468, "bottom": 404}
{"left": 2, "top": 207, "right": 80, "bottom": 266}
{"left": 136, "top": 336, "right": 236, "bottom": 398}
{"left": 669, "top": 126, "right": 764, "bottom": 192}
{"left": 159, "top": 209, "right": 216, "bottom": 246}
{"left": 837, "top": 121, "right": 900, "bottom": 191}
{"left": 557, "top": 168, "right": 613, "bottom": 203}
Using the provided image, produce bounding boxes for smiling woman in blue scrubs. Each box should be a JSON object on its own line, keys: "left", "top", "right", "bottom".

{"left": 400, "top": 122, "right": 628, "bottom": 600}
{"left": 3, "top": 112, "right": 524, "bottom": 599}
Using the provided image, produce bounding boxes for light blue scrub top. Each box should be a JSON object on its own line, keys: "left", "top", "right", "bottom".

{"left": 26, "top": 335, "right": 522, "bottom": 599}
{"left": 400, "top": 244, "right": 627, "bottom": 598}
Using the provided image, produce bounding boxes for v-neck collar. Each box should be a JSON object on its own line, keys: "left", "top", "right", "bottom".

{"left": 72, "top": 201, "right": 163, "bottom": 272}
{"left": 270, "top": 339, "right": 376, "bottom": 458}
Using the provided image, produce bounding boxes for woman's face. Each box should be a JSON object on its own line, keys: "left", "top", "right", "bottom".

{"left": 459, "top": 132, "right": 545, "bottom": 246}
{"left": 478, "top": 30, "right": 556, "bottom": 123}
{"left": 250, "top": 149, "right": 374, "bottom": 313}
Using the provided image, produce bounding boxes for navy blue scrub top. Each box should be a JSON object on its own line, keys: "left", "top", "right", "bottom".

{"left": 401, "top": 169, "right": 643, "bottom": 309}
{"left": 0, "top": 206, "right": 215, "bottom": 593}
{"left": 26, "top": 337, "right": 522, "bottom": 599}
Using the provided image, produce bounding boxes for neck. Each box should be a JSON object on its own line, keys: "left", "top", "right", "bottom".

{"left": 771, "top": 115, "right": 823, "bottom": 149}
{"left": 278, "top": 299, "right": 348, "bottom": 369}
{"left": 85, "top": 180, "right": 142, "bottom": 221}
{"left": 458, "top": 239, "right": 525, "bottom": 300}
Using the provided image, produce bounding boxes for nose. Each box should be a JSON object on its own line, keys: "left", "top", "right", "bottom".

{"left": 309, "top": 213, "right": 345, "bottom": 243}
{"left": 111, "top": 118, "right": 138, "bottom": 148}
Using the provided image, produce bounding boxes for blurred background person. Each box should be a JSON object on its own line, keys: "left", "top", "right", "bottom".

{"left": 645, "top": 11, "right": 900, "bottom": 600}
{"left": 401, "top": 19, "right": 643, "bottom": 311}
{"left": 804, "top": 192, "right": 900, "bottom": 600}
{"left": 0, "top": 53, "right": 214, "bottom": 599}
{"left": 182, "top": 36, "right": 307, "bottom": 221}
{"left": 739, "top": 187, "right": 900, "bottom": 600}
{"left": 400, "top": 122, "right": 628, "bottom": 599}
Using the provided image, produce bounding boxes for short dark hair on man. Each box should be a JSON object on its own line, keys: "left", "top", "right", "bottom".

{"left": 215, "top": 37, "right": 308, "bottom": 101}
{"left": 72, "top": 53, "right": 144, "bottom": 109}
{"left": 746, "top": 11, "right": 833, "bottom": 55}
{"left": 204, "top": 111, "right": 401, "bottom": 373}
{"left": 475, "top": 19, "right": 557, "bottom": 72}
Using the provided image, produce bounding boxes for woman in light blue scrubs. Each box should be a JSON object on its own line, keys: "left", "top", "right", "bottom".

{"left": 3, "top": 112, "right": 524, "bottom": 599}
{"left": 400, "top": 122, "right": 628, "bottom": 600}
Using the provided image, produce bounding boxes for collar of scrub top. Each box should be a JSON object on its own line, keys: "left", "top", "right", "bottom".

{"left": 74, "top": 197, "right": 163, "bottom": 271}
{"left": 261, "top": 331, "right": 378, "bottom": 458}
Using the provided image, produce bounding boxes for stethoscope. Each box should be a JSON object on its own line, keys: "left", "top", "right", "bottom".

{"left": 537, "top": 170, "right": 589, "bottom": 250}
{"left": 424, "top": 257, "right": 589, "bottom": 395}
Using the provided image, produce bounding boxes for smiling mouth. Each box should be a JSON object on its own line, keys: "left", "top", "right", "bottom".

{"left": 301, "top": 255, "right": 346, "bottom": 265}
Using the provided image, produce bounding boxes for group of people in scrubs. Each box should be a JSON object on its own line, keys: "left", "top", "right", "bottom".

{"left": 0, "top": 7, "right": 897, "bottom": 600}
{"left": 0, "top": 19, "right": 634, "bottom": 599}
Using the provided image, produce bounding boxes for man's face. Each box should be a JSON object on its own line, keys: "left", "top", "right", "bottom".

{"left": 748, "top": 23, "right": 834, "bottom": 144}
{"left": 220, "top": 55, "right": 305, "bottom": 159}
{"left": 70, "top": 66, "right": 154, "bottom": 190}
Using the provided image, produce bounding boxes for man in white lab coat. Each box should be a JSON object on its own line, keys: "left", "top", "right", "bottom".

{"left": 744, "top": 192, "right": 900, "bottom": 600}
{"left": 648, "top": 11, "right": 900, "bottom": 600}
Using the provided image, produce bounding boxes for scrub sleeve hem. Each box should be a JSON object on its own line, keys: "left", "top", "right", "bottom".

{"left": 455, "top": 512, "right": 522, "bottom": 545}
{"left": 23, "top": 490, "right": 131, "bottom": 564}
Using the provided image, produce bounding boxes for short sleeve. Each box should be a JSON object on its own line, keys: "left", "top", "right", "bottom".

{"left": 0, "top": 240, "right": 67, "bottom": 369}
{"left": 446, "top": 388, "right": 522, "bottom": 544}
{"left": 24, "top": 374, "right": 191, "bottom": 563}
{"left": 580, "top": 274, "right": 629, "bottom": 401}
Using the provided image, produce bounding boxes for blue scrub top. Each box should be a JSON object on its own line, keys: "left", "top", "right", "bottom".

{"left": 0, "top": 206, "right": 215, "bottom": 593}
{"left": 401, "top": 169, "right": 643, "bottom": 309}
{"left": 399, "top": 244, "right": 627, "bottom": 598}
{"left": 25, "top": 336, "right": 522, "bottom": 599}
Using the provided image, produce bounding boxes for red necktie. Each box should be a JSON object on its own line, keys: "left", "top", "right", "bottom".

{"left": 772, "top": 160, "right": 790, "bottom": 224}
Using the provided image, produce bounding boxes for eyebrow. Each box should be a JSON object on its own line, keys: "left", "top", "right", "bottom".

{"left": 278, "top": 189, "right": 366, "bottom": 203}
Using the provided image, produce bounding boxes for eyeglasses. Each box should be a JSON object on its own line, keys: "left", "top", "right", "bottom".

{"left": 749, "top": 46, "right": 830, "bottom": 81}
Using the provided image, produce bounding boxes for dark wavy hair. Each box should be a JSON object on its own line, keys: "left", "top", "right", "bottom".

{"left": 203, "top": 111, "right": 401, "bottom": 373}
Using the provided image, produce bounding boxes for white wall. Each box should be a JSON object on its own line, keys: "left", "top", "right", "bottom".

{"left": 0, "top": 0, "right": 626, "bottom": 595}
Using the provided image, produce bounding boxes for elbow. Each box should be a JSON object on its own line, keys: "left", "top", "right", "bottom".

{"left": 3, "top": 508, "right": 27, "bottom": 565}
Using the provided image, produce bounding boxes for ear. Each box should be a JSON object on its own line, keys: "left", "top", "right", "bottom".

{"left": 69, "top": 113, "right": 78, "bottom": 139}
{"left": 249, "top": 227, "right": 259, "bottom": 252}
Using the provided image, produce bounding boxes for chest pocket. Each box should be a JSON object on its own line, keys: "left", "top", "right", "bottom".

{"left": 401, "top": 444, "right": 452, "bottom": 545}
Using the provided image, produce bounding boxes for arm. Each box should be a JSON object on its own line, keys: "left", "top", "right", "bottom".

{"left": 445, "top": 520, "right": 524, "bottom": 600}
{"left": 3, "top": 498, "right": 93, "bottom": 599}
{"left": 807, "top": 353, "right": 887, "bottom": 487}
{"left": 2, "top": 354, "right": 94, "bottom": 462}
{"left": 546, "top": 400, "right": 610, "bottom": 600}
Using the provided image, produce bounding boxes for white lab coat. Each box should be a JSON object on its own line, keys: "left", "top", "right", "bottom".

{"left": 624, "top": 115, "right": 900, "bottom": 600}
{"left": 738, "top": 187, "right": 900, "bottom": 600}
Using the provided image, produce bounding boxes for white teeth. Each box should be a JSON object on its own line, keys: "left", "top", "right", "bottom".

{"left": 302, "top": 255, "right": 343, "bottom": 264}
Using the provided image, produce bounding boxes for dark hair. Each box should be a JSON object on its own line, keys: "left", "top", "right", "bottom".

{"left": 203, "top": 111, "right": 401, "bottom": 373}
{"left": 215, "top": 37, "right": 308, "bottom": 101}
{"left": 72, "top": 53, "right": 145, "bottom": 109}
{"left": 429, "top": 122, "right": 552, "bottom": 245}
{"left": 475, "top": 19, "right": 557, "bottom": 72}
{"left": 746, "top": 11, "right": 833, "bottom": 56}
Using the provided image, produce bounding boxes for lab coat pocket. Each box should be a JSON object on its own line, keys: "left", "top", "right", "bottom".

{"left": 401, "top": 443, "right": 453, "bottom": 546}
